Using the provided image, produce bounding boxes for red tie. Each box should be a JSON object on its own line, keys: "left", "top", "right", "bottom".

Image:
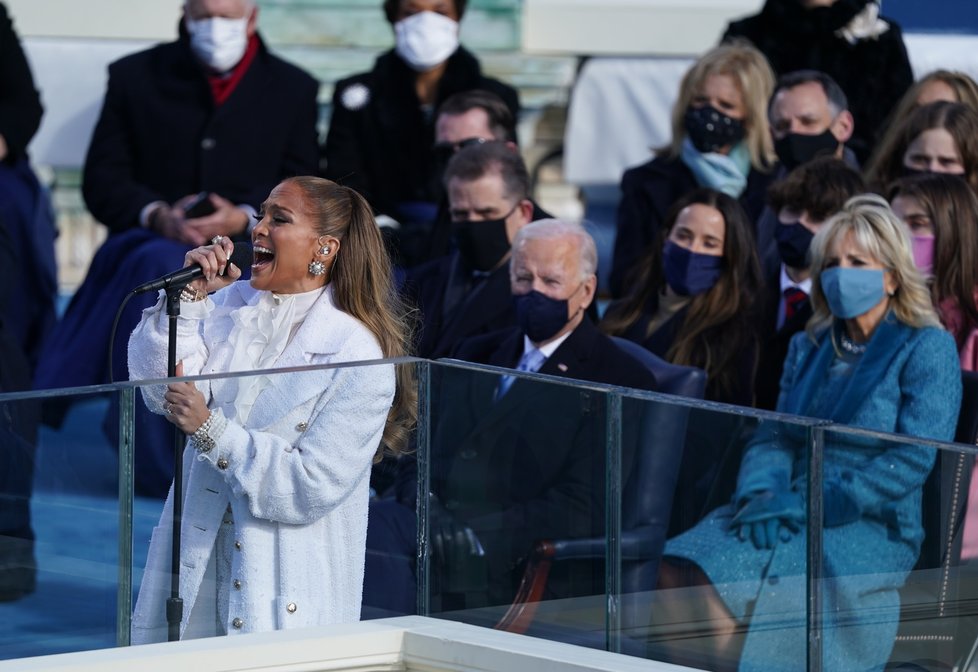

{"left": 783, "top": 287, "right": 808, "bottom": 322}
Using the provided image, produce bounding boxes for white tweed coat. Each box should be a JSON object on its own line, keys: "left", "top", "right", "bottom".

{"left": 127, "top": 281, "right": 394, "bottom": 643}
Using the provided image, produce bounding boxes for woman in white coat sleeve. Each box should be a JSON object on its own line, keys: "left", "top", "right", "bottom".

{"left": 127, "top": 176, "right": 415, "bottom": 643}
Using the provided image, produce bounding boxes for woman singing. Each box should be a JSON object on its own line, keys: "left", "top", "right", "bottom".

{"left": 128, "top": 176, "right": 414, "bottom": 642}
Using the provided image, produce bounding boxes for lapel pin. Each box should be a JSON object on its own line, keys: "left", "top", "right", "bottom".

{"left": 557, "top": 363, "right": 568, "bottom": 372}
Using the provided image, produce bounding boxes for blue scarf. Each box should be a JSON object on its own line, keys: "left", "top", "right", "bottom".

{"left": 680, "top": 136, "right": 750, "bottom": 198}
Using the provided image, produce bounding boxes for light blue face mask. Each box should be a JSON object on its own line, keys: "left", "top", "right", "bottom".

{"left": 819, "top": 267, "right": 887, "bottom": 319}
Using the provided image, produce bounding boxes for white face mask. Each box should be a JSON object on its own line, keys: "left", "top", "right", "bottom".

{"left": 186, "top": 15, "right": 250, "bottom": 73}
{"left": 394, "top": 11, "right": 459, "bottom": 72}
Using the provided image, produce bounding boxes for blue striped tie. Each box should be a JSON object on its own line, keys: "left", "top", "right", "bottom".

{"left": 496, "top": 348, "right": 546, "bottom": 399}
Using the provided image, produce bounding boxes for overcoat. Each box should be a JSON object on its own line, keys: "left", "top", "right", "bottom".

{"left": 323, "top": 47, "right": 518, "bottom": 226}
{"left": 666, "top": 317, "right": 961, "bottom": 671}
{"left": 128, "top": 282, "right": 395, "bottom": 642}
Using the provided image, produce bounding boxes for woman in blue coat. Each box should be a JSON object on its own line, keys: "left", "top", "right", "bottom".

{"left": 660, "top": 194, "right": 962, "bottom": 671}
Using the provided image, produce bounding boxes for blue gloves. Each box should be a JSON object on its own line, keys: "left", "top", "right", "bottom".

{"left": 822, "top": 478, "right": 861, "bottom": 527}
{"left": 731, "top": 489, "right": 805, "bottom": 550}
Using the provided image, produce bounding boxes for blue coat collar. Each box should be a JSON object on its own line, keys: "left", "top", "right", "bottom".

{"left": 782, "top": 313, "right": 913, "bottom": 424}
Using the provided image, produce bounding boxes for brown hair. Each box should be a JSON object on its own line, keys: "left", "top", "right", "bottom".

{"left": 889, "top": 173, "right": 978, "bottom": 348}
{"left": 437, "top": 89, "right": 515, "bottom": 142}
{"left": 767, "top": 156, "right": 866, "bottom": 223}
{"left": 443, "top": 141, "right": 529, "bottom": 202}
{"left": 384, "top": 0, "right": 466, "bottom": 23}
{"left": 601, "top": 188, "right": 763, "bottom": 402}
{"left": 874, "top": 70, "right": 978, "bottom": 169}
{"left": 865, "top": 101, "right": 978, "bottom": 194}
{"left": 661, "top": 41, "right": 777, "bottom": 172}
{"left": 283, "top": 176, "right": 417, "bottom": 459}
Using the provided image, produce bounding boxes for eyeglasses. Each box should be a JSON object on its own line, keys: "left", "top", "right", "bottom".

{"left": 433, "top": 137, "right": 489, "bottom": 158}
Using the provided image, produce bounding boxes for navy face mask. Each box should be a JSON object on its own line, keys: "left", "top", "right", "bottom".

{"left": 514, "top": 289, "right": 572, "bottom": 343}
{"left": 775, "top": 221, "right": 816, "bottom": 269}
{"left": 662, "top": 240, "right": 724, "bottom": 296}
{"left": 684, "top": 104, "right": 745, "bottom": 153}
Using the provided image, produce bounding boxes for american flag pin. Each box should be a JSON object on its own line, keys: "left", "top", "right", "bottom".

{"left": 557, "top": 363, "right": 568, "bottom": 372}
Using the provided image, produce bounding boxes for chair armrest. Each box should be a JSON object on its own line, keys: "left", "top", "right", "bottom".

{"left": 549, "top": 526, "right": 667, "bottom": 562}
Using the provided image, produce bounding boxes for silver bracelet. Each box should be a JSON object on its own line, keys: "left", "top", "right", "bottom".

{"left": 191, "top": 410, "right": 226, "bottom": 453}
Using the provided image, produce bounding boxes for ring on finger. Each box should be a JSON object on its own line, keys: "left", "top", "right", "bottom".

{"left": 164, "top": 402, "right": 173, "bottom": 414}
{"left": 211, "top": 235, "right": 224, "bottom": 245}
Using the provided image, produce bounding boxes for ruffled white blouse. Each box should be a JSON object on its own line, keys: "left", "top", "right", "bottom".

{"left": 213, "top": 286, "right": 325, "bottom": 425}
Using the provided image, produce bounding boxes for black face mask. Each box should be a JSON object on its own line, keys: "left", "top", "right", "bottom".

{"left": 452, "top": 215, "right": 512, "bottom": 272}
{"left": 775, "top": 221, "right": 816, "bottom": 269}
{"left": 774, "top": 130, "right": 840, "bottom": 171}
{"left": 684, "top": 104, "right": 745, "bottom": 153}
{"left": 901, "top": 164, "right": 933, "bottom": 179}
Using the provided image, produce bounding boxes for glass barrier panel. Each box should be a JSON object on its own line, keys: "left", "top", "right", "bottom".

{"left": 402, "top": 361, "right": 617, "bottom": 639}
{"left": 821, "top": 425, "right": 978, "bottom": 672}
{"left": 602, "top": 394, "right": 820, "bottom": 672}
{"left": 0, "top": 386, "right": 129, "bottom": 661}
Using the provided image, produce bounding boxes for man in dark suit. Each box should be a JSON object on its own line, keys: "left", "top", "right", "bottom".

{"left": 34, "top": 0, "right": 320, "bottom": 496}
{"left": 769, "top": 70, "right": 856, "bottom": 172}
{"left": 405, "top": 140, "right": 535, "bottom": 359}
{"left": 752, "top": 69, "right": 857, "bottom": 284}
{"left": 424, "top": 89, "right": 551, "bottom": 262}
{"left": 756, "top": 156, "right": 865, "bottom": 409}
{"left": 362, "top": 220, "right": 658, "bottom": 616}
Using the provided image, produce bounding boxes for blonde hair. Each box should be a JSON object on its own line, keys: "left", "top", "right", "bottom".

{"left": 806, "top": 194, "right": 942, "bottom": 341}
{"left": 283, "top": 177, "right": 417, "bottom": 459}
{"left": 661, "top": 41, "right": 777, "bottom": 172}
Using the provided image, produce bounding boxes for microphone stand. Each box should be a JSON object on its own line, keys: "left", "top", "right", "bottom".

{"left": 164, "top": 285, "right": 186, "bottom": 642}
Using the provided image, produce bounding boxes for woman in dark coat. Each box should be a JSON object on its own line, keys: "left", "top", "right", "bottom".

{"left": 723, "top": 0, "right": 913, "bottom": 164}
{"left": 659, "top": 195, "right": 961, "bottom": 671}
{"left": 323, "top": 0, "right": 518, "bottom": 268}
{"left": 602, "top": 188, "right": 763, "bottom": 407}
{"left": 610, "top": 42, "right": 777, "bottom": 298}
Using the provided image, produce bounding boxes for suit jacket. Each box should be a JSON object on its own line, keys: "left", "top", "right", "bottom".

{"left": 406, "top": 317, "right": 658, "bottom": 604}
{"left": 754, "top": 270, "right": 813, "bottom": 411}
{"left": 128, "top": 283, "right": 394, "bottom": 641}
{"left": 610, "top": 155, "right": 775, "bottom": 298}
{"left": 82, "top": 31, "right": 320, "bottom": 234}
{"left": 404, "top": 253, "right": 517, "bottom": 359}
{"left": 323, "top": 47, "right": 518, "bottom": 224}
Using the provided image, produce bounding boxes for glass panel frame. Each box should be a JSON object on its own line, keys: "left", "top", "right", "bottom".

{"left": 1, "top": 357, "right": 975, "bottom": 672}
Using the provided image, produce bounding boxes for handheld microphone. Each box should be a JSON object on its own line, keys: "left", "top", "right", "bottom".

{"left": 133, "top": 241, "right": 253, "bottom": 294}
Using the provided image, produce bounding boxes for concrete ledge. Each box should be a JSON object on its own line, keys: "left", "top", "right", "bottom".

{"left": 5, "top": 616, "right": 701, "bottom": 672}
